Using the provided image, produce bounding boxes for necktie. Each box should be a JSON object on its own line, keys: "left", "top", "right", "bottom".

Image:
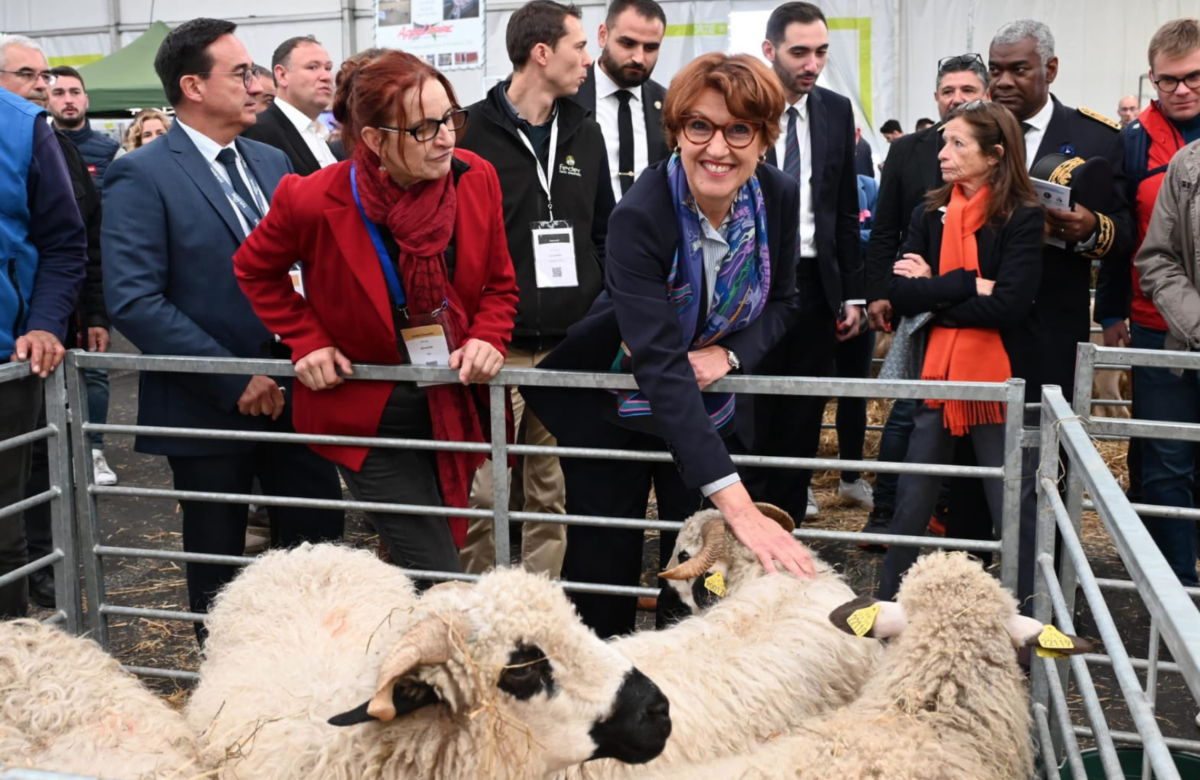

{"left": 784, "top": 106, "right": 801, "bottom": 182}
{"left": 1020, "top": 121, "right": 1034, "bottom": 134}
{"left": 615, "top": 89, "right": 635, "bottom": 196}
{"left": 215, "top": 147, "right": 263, "bottom": 221}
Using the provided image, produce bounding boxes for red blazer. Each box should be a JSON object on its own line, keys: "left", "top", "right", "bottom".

{"left": 234, "top": 150, "right": 519, "bottom": 471}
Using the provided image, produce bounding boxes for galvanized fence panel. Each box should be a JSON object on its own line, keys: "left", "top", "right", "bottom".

{"left": 0, "top": 362, "right": 80, "bottom": 632}
{"left": 1032, "top": 386, "right": 1200, "bottom": 780}
{"left": 63, "top": 349, "right": 1028, "bottom": 678}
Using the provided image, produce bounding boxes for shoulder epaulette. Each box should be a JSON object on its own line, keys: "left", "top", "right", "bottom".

{"left": 1078, "top": 107, "right": 1121, "bottom": 132}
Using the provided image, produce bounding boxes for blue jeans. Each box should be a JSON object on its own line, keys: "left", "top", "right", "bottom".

{"left": 1130, "top": 323, "right": 1200, "bottom": 587}
{"left": 873, "top": 398, "right": 918, "bottom": 511}
{"left": 83, "top": 368, "right": 109, "bottom": 449}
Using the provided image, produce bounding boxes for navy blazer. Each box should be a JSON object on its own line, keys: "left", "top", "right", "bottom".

{"left": 765, "top": 86, "right": 862, "bottom": 312}
{"left": 102, "top": 123, "right": 294, "bottom": 456}
{"left": 522, "top": 161, "right": 801, "bottom": 490}
{"left": 887, "top": 203, "right": 1046, "bottom": 400}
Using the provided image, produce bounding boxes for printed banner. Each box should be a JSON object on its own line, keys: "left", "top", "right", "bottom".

{"left": 375, "top": 0, "right": 484, "bottom": 70}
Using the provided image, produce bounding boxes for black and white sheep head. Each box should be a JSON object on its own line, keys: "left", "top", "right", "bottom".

{"left": 828, "top": 552, "right": 1095, "bottom": 660}
{"left": 659, "top": 503, "right": 799, "bottom": 614}
{"left": 329, "top": 568, "right": 671, "bottom": 773}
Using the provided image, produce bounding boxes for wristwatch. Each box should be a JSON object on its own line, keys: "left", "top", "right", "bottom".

{"left": 725, "top": 348, "right": 742, "bottom": 373}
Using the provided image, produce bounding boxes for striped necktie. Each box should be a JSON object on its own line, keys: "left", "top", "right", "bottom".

{"left": 783, "top": 106, "right": 801, "bottom": 182}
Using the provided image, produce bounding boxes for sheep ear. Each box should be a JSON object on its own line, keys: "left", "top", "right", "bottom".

{"left": 828, "top": 596, "right": 907, "bottom": 639}
{"left": 328, "top": 683, "right": 440, "bottom": 727}
{"left": 1006, "top": 615, "right": 1095, "bottom": 656}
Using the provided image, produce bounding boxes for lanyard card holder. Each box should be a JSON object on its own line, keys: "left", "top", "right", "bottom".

{"left": 399, "top": 300, "right": 460, "bottom": 387}
{"left": 531, "top": 219, "right": 578, "bottom": 289}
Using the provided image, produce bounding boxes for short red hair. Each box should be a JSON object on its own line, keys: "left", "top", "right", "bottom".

{"left": 331, "top": 49, "right": 460, "bottom": 157}
{"left": 662, "top": 53, "right": 785, "bottom": 150}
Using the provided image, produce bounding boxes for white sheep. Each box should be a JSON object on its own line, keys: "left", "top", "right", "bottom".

{"left": 562, "top": 505, "right": 882, "bottom": 778}
{"left": 634, "top": 551, "right": 1094, "bottom": 780}
{"left": 0, "top": 619, "right": 206, "bottom": 779}
{"left": 186, "top": 542, "right": 672, "bottom": 780}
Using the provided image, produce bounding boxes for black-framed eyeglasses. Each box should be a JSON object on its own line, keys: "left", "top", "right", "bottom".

{"left": 0, "top": 69, "right": 56, "bottom": 85}
{"left": 197, "top": 69, "right": 258, "bottom": 90}
{"left": 679, "top": 115, "right": 759, "bottom": 149}
{"left": 379, "top": 108, "right": 469, "bottom": 142}
{"left": 1153, "top": 69, "right": 1200, "bottom": 94}
{"left": 937, "top": 53, "right": 984, "bottom": 72}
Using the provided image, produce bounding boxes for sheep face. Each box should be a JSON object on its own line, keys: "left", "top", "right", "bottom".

{"left": 660, "top": 505, "right": 798, "bottom": 614}
{"left": 332, "top": 568, "right": 672, "bottom": 775}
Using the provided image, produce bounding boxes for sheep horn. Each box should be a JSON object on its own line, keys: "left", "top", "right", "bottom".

{"left": 367, "top": 611, "right": 470, "bottom": 721}
{"left": 754, "top": 503, "right": 796, "bottom": 533}
{"left": 660, "top": 517, "right": 726, "bottom": 580}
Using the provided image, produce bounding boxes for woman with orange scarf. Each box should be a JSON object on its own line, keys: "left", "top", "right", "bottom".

{"left": 877, "top": 101, "right": 1045, "bottom": 606}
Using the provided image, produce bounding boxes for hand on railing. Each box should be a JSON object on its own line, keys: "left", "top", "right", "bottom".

{"left": 449, "top": 338, "right": 503, "bottom": 385}
{"left": 87, "top": 327, "right": 110, "bottom": 353}
{"left": 10, "top": 329, "right": 65, "bottom": 377}
{"left": 295, "top": 346, "right": 354, "bottom": 391}
{"left": 238, "top": 375, "right": 285, "bottom": 419}
{"left": 687, "top": 345, "right": 731, "bottom": 390}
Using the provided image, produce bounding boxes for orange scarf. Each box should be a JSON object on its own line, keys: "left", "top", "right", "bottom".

{"left": 920, "top": 184, "right": 1012, "bottom": 435}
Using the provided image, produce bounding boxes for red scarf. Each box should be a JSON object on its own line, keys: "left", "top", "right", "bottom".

{"left": 921, "top": 184, "right": 1013, "bottom": 435}
{"left": 354, "top": 145, "right": 483, "bottom": 547}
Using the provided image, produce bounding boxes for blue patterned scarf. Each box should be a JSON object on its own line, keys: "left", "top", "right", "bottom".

{"left": 612, "top": 152, "right": 771, "bottom": 428}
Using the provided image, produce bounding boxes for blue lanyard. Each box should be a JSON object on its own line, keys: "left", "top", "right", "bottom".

{"left": 350, "top": 164, "right": 406, "bottom": 309}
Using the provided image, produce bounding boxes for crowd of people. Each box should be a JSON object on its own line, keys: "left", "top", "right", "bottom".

{"left": 2, "top": 1, "right": 1199, "bottom": 642}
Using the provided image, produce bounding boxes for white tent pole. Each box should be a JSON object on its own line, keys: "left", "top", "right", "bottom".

{"left": 108, "top": 0, "right": 121, "bottom": 52}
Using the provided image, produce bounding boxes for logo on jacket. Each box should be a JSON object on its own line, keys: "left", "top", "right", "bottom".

{"left": 559, "top": 154, "right": 582, "bottom": 177}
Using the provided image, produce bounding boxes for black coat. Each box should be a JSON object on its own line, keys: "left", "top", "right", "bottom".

{"left": 456, "top": 82, "right": 615, "bottom": 351}
{"left": 1029, "top": 96, "right": 1132, "bottom": 395}
{"left": 571, "top": 65, "right": 670, "bottom": 168}
{"left": 522, "top": 161, "right": 802, "bottom": 490}
{"left": 765, "top": 86, "right": 863, "bottom": 313}
{"left": 866, "top": 126, "right": 942, "bottom": 302}
{"left": 241, "top": 101, "right": 343, "bottom": 177}
{"left": 55, "top": 130, "right": 107, "bottom": 334}
{"left": 888, "top": 204, "right": 1047, "bottom": 401}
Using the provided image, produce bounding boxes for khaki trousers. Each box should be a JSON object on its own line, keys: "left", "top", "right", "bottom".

{"left": 461, "top": 347, "right": 566, "bottom": 577}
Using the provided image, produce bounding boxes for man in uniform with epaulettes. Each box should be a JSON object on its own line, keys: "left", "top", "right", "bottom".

{"left": 989, "top": 19, "right": 1133, "bottom": 399}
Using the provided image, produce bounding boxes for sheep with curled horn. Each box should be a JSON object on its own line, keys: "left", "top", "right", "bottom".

{"left": 631, "top": 551, "right": 1095, "bottom": 780}
{"left": 186, "top": 543, "right": 672, "bottom": 780}
{"left": 555, "top": 504, "right": 882, "bottom": 779}
{"left": 0, "top": 619, "right": 207, "bottom": 778}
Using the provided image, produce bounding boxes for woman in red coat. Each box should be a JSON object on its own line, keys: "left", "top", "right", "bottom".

{"left": 234, "top": 51, "right": 518, "bottom": 576}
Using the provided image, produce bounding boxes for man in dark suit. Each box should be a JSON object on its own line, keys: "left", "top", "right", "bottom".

{"left": 861, "top": 53, "right": 989, "bottom": 541}
{"left": 241, "top": 35, "right": 341, "bottom": 176}
{"left": 989, "top": 19, "right": 1132, "bottom": 399}
{"left": 571, "top": 0, "right": 669, "bottom": 202}
{"left": 748, "top": 1, "right": 863, "bottom": 522}
{"left": 103, "top": 18, "right": 343, "bottom": 640}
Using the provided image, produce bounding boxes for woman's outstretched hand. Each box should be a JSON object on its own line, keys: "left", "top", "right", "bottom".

{"left": 710, "top": 481, "right": 816, "bottom": 578}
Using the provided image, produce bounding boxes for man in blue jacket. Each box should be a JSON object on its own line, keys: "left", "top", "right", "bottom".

{"left": 46, "top": 66, "right": 120, "bottom": 189}
{"left": 102, "top": 19, "right": 344, "bottom": 640}
{"left": 0, "top": 33, "right": 88, "bottom": 617}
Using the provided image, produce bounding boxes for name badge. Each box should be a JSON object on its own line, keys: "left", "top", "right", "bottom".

{"left": 401, "top": 324, "right": 452, "bottom": 386}
{"left": 531, "top": 220, "right": 578, "bottom": 289}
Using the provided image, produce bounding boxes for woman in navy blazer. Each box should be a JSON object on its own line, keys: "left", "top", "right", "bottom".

{"left": 523, "top": 54, "right": 815, "bottom": 638}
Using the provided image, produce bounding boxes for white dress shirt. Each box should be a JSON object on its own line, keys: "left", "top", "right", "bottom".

{"left": 275, "top": 97, "right": 339, "bottom": 169}
{"left": 772, "top": 95, "right": 864, "bottom": 309}
{"left": 175, "top": 117, "right": 269, "bottom": 237}
{"left": 696, "top": 210, "right": 741, "bottom": 496}
{"left": 594, "top": 64, "right": 649, "bottom": 203}
{"left": 1021, "top": 97, "right": 1055, "bottom": 172}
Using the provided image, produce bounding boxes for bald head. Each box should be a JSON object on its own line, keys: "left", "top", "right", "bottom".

{"left": 1118, "top": 95, "right": 1139, "bottom": 127}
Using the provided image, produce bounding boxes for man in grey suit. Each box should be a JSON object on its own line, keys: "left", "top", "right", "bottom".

{"left": 571, "top": 0, "right": 669, "bottom": 201}
{"left": 102, "top": 18, "right": 343, "bottom": 641}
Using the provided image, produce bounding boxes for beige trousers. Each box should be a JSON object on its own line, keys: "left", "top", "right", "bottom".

{"left": 461, "top": 347, "right": 567, "bottom": 577}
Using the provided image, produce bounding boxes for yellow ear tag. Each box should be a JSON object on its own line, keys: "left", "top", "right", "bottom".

{"left": 704, "top": 571, "right": 727, "bottom": 598}
{"left": 1035, "top": 625, "right": 1075, "bottom": 657}
{"left": 847, "top": 603, "right": 881, "bottom": 637}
